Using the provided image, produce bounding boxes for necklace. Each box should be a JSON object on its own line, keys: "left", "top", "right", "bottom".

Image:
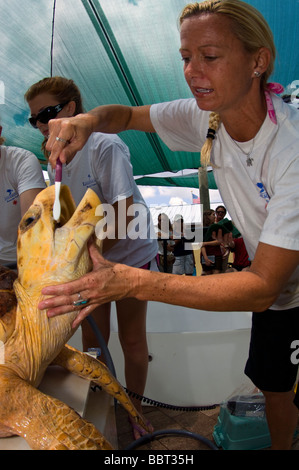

{"left": 229, "top": 135, "right": 255, "bottom": 167}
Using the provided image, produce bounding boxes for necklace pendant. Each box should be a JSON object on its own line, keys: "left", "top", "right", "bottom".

{"left": 246, "top": 156, "right": 254, "bottom": 167}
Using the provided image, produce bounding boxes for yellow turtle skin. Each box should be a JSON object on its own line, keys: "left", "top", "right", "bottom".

{"left": 0, "top": 185, "right": 148, "bottom": 450}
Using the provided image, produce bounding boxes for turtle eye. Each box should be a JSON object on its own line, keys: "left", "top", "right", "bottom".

{"left": 24, "top": 216, "right": 36, "bottom": 227}
{"left": 19, "top": 206, "right": 41, "bottom": 233}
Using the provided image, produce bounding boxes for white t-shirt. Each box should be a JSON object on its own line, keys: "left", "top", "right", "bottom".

{"left": 0, "top": 146, "right": 46, "bottom": 265}
{"left": 150, "top": 94, "right": 299, "bottom": 310}
{"left": 47, "top": 132, "right": 158, "bottom": 267}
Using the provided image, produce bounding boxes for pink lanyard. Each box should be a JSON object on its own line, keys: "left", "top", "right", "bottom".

{"left": 265, "top": 82, "right": 284, "bottom": 125}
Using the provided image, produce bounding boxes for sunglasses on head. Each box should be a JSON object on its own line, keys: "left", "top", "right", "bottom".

{"left": 29, "top": 102, "right": 69, "bottom": 128}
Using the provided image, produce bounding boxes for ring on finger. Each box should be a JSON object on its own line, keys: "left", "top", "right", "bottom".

{"left": 55, "top": 136, "right": 68, "bottom": 144}
{"left": 73, "top": 292, "right": 89, "bottom": 307}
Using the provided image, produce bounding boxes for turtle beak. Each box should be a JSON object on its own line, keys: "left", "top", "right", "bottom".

{"left": 17, "top": 186, "right": 102, "bottom": 286}
{"left": 56, "top": 188, "right": 102, "bottom": 247}
{"left": 52, "top": 188, "right": 103, "bottom": 275}
{"left": 52, "top": 185, "right": 77, "bottom": 231}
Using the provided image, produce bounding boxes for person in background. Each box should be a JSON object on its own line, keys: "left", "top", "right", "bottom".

{"left": 38, "top": 1, "right": 299, "bottom": 449}
{"left": 214, "top": 205, "right": 233, "bottom": 271}
{"left": 215, "top": 205, "right": 226, "bottom": 223}
{"left": 25, "top": 76, "right": 157, "bottom": 439}
{"left": 156, "top": 213, "right": 175, "bottom": 273}
{"left": 202, "top": 208, "right": 216, "bottom": 236}
{"left": 172, "top": 215, "right": 195, "bottom": 275}
{"left": 201, "top": 209, "right": 222, "bottom": 275}
{"left": 0, "top": 128, "right": 46, "bottom": 269}
{"left": 226, "top": 233, "right": 251, "bottom": 272}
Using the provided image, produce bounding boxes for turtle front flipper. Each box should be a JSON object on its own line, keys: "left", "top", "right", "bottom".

{"left": 53, "top": 345, "right": 150, "bottom": 434}
{"left": 0, "top": 366, "right": 113, "bottom": 450}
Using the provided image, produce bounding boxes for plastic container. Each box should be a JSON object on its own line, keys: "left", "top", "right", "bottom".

{"left": 213, "top": 405, "right": 271, "bottom": 450}
{"left": 225, "top": 393, "right": 266, "bottom": 418}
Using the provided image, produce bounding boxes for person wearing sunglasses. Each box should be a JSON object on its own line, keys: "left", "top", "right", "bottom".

{"left": 28, "top": 102, "right": 70, "bottom": 129}
{"left": 215, "top": 205, "right": 226, "bottom": 223}
{"left": 25, "top": 76, "right": 157, "bottom": 439}
{"left": 0, "top": 128, "right": 46, "bottom": 269}
{"left": 27, "top": 87, "right": 77, "bottom": 158}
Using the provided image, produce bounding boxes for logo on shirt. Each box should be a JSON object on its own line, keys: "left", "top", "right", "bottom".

{"left": 256, "top": 182, "right": 270, "bottom": 207}
{"left": 4, "top": 189, "right": 18, "bottom": 204}
{"left": 82, "top": 174, "right": 96, "bottom": 188}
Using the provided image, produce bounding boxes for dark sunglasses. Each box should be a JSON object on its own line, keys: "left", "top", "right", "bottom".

{"left": 29, "top": 102, "right": 69, "bottom": 128}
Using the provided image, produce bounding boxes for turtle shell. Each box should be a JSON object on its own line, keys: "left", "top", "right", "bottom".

{"left": 0, "top": 265, "right": 17, "bottom": 320}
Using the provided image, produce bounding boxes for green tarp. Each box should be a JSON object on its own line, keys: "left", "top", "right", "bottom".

{"left": 1, "top": 0, "right": 298, "bottom": 189}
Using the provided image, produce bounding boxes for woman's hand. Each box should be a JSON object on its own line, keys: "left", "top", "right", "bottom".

{"left": 46, "top": 113, "right": 95, "bottom": 168}
{"left": 38, "top": 243, "right": 133, "bottom": 328}
{"left": 204, "top": 257, "right": 214, "bottom": 267}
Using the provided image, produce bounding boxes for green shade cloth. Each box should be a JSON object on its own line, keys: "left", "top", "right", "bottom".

{"left": 1, "top": 0, "right": 298, "bottom": 190}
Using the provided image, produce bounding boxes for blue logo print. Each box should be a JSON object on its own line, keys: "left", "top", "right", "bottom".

{"left": 82, "top": 174, "right": 96, "bottom": 188}
{"left": 5, "top": 188, "right": 18, "bottom": 204}
{"left": 256, "top": 182, "right": 270, "bottom": 205}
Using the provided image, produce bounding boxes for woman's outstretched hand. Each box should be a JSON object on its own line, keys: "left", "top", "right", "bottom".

{"left": 46, "top": 113, "right": 94, "bottom": 168}
{"left": 38, "top": 243, "right": 132, "bottom": 328}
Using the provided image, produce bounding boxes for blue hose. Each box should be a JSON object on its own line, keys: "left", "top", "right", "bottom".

{"left": 87, "top": 315, "right": 116, "bottom": 378}
{"left": 124, "top": 429, "right": 219, "bottom": 450}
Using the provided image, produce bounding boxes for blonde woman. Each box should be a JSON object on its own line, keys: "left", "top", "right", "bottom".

{"left": 39, "top": 2, "right": 299, "bottom": 449}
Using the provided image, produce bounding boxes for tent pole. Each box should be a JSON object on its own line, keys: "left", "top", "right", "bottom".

{"left": 198, "top": 167, "right": 210, "bottom": 212}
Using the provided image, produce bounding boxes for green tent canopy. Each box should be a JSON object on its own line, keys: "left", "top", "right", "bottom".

{"left": 135, "top": 169, "right": 217, "bottom": 190}
{"left": 1, "top": 0, "right": 298, "bottom": 189}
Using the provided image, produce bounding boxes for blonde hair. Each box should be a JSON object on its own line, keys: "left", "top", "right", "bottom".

{"left": 200, "top": 112, "right": 221, "bottom": 167}
{"left": 25, "top": 76, "right": 84, "bottom": 158}
{"left": 179, "top": 0, "right": 276, "bottom": 166}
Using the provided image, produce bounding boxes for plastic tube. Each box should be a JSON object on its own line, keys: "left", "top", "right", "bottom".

{"left": 124, "top": 429, "right": 219, "bottom": 450}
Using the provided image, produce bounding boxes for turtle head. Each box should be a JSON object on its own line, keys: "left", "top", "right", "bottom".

{"left": 17, "top": 185, "right": 103, "bottom": 290}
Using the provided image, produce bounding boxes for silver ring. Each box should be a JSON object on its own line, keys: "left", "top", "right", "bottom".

{"left": 73, "top": 292, "right": 89, "bottom": 307}
{"left": 55, "top": 136, "right": 68, "bottom": 144}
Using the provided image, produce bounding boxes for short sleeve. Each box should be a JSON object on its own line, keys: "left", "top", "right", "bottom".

{"left": 14, "top": 150, "right": 46, "bottom": 195}
{"left": 259, "top": 156, "right": 299, "bottom": 251}
{"left": 150, "top": 98, "right": 208, "bottom": 152}
{"left": 90, "top": 134, "right": 135, "bottom": 205}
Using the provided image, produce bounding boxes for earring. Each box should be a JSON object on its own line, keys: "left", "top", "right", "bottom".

{"left": 254, "top": 71, "right": 261, "bottom": 77}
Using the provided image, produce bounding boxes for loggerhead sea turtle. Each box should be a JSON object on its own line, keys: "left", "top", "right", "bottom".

{"left": 0, "top": 185, "right": 148, "bottom": 450}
